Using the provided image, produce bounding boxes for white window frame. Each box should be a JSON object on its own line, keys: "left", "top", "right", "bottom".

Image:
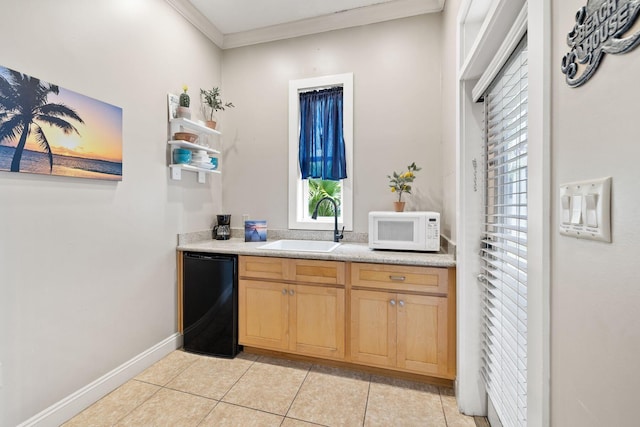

{"left": 456, "top": 1, "right": 550, "bottom": 425}
{"left": 288, "top": 73, "right": 353, "bottom": 231}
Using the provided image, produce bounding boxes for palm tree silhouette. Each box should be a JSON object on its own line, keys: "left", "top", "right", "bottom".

{"left": 0, "top": 69, "right": 84, "bottom": 172}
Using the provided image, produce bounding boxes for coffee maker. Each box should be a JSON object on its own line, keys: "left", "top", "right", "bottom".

{"left": 213, "top": 214, "right": 231, "bottom": 240}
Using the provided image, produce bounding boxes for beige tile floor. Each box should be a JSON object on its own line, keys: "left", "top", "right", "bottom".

{"left": 63, "top": 350, "right": 477, "bottom": 427}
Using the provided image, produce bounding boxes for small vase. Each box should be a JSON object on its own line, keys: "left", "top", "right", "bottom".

{"left": 393, "top": 201, "right": 405, "bottom": 212}
{"left": 205, "top": 120, "right": 217, "bottom": 129}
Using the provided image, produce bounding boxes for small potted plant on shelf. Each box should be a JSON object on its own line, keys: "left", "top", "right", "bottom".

{"left": 177, "top": 85, "right": 191, "bottom": 119}
{"left": 200, "top": 87, "right": 234, "bottom": 129}
{"left": 388, "top": 162, "right": 421, "bottom": 212}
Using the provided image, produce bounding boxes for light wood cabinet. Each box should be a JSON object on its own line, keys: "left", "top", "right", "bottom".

{"left": 289, "top": 284, "right": 345, "bottom": 359}
{"left": 238, "top": 256, "right": 345, "bottom": 360}
{"left": 349, "top": 289, "right": 397, "bottom": 367}
{"left": 239, "top": 280, "right": 289, "bottom": 350}
{"left": 350, "top": 263, "right": 455, "bottom": 379}
{"left": 237, "top": 256, "right": 455, "bottom": 381}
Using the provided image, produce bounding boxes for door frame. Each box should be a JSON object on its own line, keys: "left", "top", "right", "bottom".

{"left": 455, "top": 0, "right": 551, "bottom": 425}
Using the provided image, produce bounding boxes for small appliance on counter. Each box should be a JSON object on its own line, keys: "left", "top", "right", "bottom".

{"left": 213, "top": 214, "right": 231, "bottom": 240}
{"left": 368, "top": 211, "right": 440, "bottom": 252}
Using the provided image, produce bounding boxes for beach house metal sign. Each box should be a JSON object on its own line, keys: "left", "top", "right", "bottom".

{"left": 561, "top": 0, "right": 640, "bottom": 87}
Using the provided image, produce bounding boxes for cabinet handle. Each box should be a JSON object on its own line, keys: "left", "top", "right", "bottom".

{"left": 289, "top": 289, "right": 295, "bottom": 296}
{"left": 390, "top": 299, "right": 396, "bottom": 306}
{"left": 282, "top": 288, "right": 287, "bottom": 295}
{"left": 399, "top": 300, "right": 405, "bottom": 307}
{"left": 389, "top": 275, "right": 406, "bottom": 281}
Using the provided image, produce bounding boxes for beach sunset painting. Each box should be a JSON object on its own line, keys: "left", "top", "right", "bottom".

{"left": 0, "top": 65, "right": 122, "bottom": 181}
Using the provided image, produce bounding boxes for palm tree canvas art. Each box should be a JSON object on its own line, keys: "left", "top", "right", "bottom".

{"left": 0, "top": 65, "right": 122, "bottom": 180}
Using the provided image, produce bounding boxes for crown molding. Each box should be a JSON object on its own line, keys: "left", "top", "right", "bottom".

{"left": 165, "top": 0, "right": 224, "bottom": 48}
{"left": 166, "top": 0, "right": 444, "bottom": 50}
{"left": 223, "top": 0, "right": 445, "bottom": 49}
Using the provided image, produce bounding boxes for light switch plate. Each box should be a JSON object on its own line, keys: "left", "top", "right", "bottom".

{"left": 559, "top": 177, "right": 611, "bottom": 242}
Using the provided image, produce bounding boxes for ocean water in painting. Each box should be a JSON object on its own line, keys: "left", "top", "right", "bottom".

{"left": 0, "top": 145, "right": 122, "bottom": 180}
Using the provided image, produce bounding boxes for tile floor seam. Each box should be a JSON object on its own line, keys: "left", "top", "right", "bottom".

{"left": 215, "top": 353, "right": 259, "bottom": 403}
{"left": 439, "top": 386, "right": 450, "bottom": 427}
{"left": 159, "top": 383, "right": 220, "bottom": 403}
{"left": 101, "top": 380, "right": 162, "bottom": 427}
{"left": 281, "top": 361, "right": 314, "bottom": 420}
{"left": 361, "top": 376, "right": 372, "bottom": 427}
{"left": 195, "top": 399, "right": 220, "bottom": 427}
{"left": 283, "top": 415, "right": 330, "bottom": 426}
{"left": 214, "top": 400, "right": 291, "bottom": 421}
{"left": 165, "top": 354, "right": 201, "bottom": 386}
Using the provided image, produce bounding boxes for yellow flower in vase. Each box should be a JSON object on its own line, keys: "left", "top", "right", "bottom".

{"left": 388, "top": 162, "right": 421, "bottom": 203}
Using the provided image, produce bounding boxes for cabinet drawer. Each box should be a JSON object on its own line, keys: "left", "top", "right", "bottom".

{"left": 351, "top": 263, "right": 448, "bottom": 295}
{"left": 240, "top": 256, "right": 288, "bottom": 280}
{"left": 292, "top": 259, "right": 345, "bottom": 285}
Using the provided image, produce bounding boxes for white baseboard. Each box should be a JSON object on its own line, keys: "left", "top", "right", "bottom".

{"left": 18, "top": 333, "right": 182, "bottom": 427}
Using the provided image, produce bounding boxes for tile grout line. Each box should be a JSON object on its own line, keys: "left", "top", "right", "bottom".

{"left": 194, "top": 399, "right": 219, "bottom": 427}
{"left": 195, "top": 352, "right": 261, "bottom": 426}
{"left": 361, "top": 375, "right": 373, "bottom": 427}
{"left": 69, "top": 351, "right": 200, "bottom": 426}
{"left": 101, "top": 351, "right": 201, "bottom": 426}
{"left": 210, "top": 353, "right": 259, "bottom": 403}
{"left": 118, "top": 353, "right": 207, "bottom": 426}
{"left": 110, "top": 379, "right": 163, "bottom": 426}
{"left": 186, "top": 353, "right": 315, "bottom": 424}
{"left": 439, "top": 386, "right": 452, "bottom": 427}
{"left": 281, "top": 361, "right": 314, "bottom": 422}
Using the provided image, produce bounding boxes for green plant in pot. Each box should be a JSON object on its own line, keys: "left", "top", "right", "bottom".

{"left": 200, "top": 87, "right": 234, "bottom": 129}
{"left": 177, "top": 85, "right": 191, "bottom": 119}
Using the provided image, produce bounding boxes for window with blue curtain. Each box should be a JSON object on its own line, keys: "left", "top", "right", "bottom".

{"left": 298, "top": 87, "right": 347, "bottom": 181}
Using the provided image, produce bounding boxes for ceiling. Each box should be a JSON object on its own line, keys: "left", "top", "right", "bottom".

{"left": 166, "top": 0, "right": 446, "bottom": 49}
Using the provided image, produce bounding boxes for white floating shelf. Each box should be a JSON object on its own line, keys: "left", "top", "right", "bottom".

{"left": 170, "top": 117, "right": 221, "bottom": 135}
{"left": 169, "top": 164, "right": 221, "bottom": 183}
{"left": 170, "top": 164, "right": 220, "bottom": 174}
{"left": 168, "top": 140, "right": 220, "bottom": 154}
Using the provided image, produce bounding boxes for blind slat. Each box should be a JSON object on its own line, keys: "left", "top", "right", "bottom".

{"left": 480, "top": 36, "right": 528, "bottom": 427}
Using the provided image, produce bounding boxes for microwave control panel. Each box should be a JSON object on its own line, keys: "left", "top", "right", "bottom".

{"left": 427, "top": 218, "right": 439, "bottom": 239}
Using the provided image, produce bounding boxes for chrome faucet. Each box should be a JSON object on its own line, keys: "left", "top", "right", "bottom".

{"left": 311, "top": 196, "right": 344, "bottom": 243}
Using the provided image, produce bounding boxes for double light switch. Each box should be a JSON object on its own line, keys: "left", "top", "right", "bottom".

{"left": 559, "top": 177, "right": 611, "bottom": 242}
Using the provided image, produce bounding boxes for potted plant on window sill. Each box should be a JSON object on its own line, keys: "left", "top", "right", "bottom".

{"left": 200, "top": 87, "right": 234, "bottom": 129}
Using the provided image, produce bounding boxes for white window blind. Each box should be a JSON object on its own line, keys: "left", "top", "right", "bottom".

{"left": 480, "top": 36, "right": 528, "bottom": 427}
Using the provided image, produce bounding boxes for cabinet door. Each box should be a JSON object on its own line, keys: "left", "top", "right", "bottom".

{"left": 350, "top": 289, "right": 396, "bottom": 368}
{"left": 396, "top": 293, "right": 449, "bottom": 376}
{"left": 289, "top": 284, "right": 345, "bottom": 360}
{"left": 238, "top": 279, "right": 289, "bottom": 350}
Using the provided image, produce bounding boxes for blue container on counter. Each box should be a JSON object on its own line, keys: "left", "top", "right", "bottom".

{"left": 173, "top": 148, "right": 191, "bottom": 164}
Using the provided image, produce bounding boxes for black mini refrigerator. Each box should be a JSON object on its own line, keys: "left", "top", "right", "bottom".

{"left": 182, "top": 252, "right": 240, "bottom": 358}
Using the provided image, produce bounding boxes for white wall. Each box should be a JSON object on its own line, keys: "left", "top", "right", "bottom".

{"left": 551, "top": 1, "right": 640, "bottom": 425}
{"left": 0, "top": 1, "right": 223, "bottom": 425}
{"left": 440, "top": 0, "right": 461, "bottom": 242}
{"left": 220, "top": 15, "right": 444, "bottom": 233}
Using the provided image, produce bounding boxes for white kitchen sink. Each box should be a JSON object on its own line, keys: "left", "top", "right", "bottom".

{"left": 257, "top": 239, "right": 341, "bottom": 253}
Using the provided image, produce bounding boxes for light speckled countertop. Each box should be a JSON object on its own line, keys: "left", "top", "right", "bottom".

{"left": 177, "top": 237, "right": 455, "bottom": 268}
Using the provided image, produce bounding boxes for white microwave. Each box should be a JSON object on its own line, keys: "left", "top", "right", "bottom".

{"left": 368, "top": 211, "right": 440, "bottom": 252}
